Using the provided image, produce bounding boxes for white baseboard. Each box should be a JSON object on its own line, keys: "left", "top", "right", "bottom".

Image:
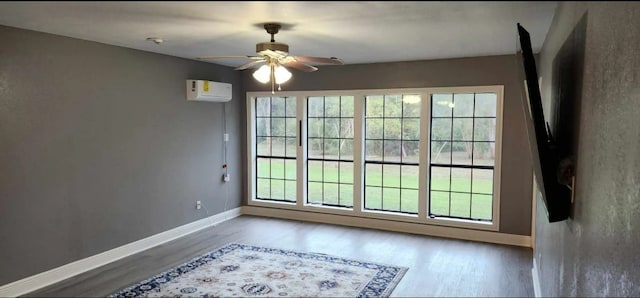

{"left": 242, "top": 206, "right": 532, "bottom": 247}
{"left": 0, "top": 207, "right": 242, "bottom": 298}
{"left": 532, "top": 258, "right": 542, "bottom": 297}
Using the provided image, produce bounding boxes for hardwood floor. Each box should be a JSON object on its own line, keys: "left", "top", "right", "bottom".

{"left": 26, "top": 215, "right": 534, "bottom": 297}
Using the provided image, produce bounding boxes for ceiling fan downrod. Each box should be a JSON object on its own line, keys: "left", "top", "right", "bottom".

{"left": 264, "top": 23, "right": 281, "bottom": 42}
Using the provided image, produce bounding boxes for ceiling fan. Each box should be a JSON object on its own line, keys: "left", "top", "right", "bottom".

{"left": 196, "top": 23, "right": 344, "bottom": 92}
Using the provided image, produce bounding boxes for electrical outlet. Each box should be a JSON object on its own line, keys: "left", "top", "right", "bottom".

{"left": 196, "top": 200, "right": 202, "bottom": 210}
{"left": 223, "top": 174, "right": 230, "bottom": 182}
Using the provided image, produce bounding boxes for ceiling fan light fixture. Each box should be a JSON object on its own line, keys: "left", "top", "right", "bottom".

{"left": 274, "top": 65, "right": 292, "bottom": 84}
{"left": 252, "top": 64, "right": 271, "bottom": 84}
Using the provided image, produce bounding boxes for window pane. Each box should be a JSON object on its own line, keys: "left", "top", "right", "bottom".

{"left": 365, "top": 164, "right": 382, "bottom": 186}
{"left": 324, "top": 118, "right": 339, "bottom": 138}
{"left": 384, "top": 118, "right": 402, "bottom": 139}
{"left": 325, "top": 96, "right": 340, "bottom": 117}
{"left": 451, "top": 168, "right": 471, "bottom": 192}
{"left": 453, "top": 93, "right": 473, "bottom": 117}
{"left": 384, "top": 95, "right": 402, "bottom": 117}
{"left": 285, "top": 159, "right": 296, "bottom": 180}
{"left": 472, "top": 194, "right": 493, "bottom": 220}
{"left": 365, "top": 140, "right": 383, "bottom": 161}
{"left": 285, "top": 118, "right": 297, "bottom": 137}
{"left": 430, "top": 167, "right": 451, "bottom": 191}
{"left": 257, "top": 178, "right": 270, "bottom": 198}
{"left": 270, "top": 179, "right": 285, "bottom": 200}
{"left": 271, "top": 118, "right": 285, "bottom": 137}
{"left": 256, "top": 97, "right": 271, "bottom": 117}
{"left": 431, "top": 141, "right": 452, "bottom": 164}
{"left": 285, "top": 180, "right": 297, "bottom": 201}
{"left": 271, "top": 137, "right": 286, "bottom": 157}
{"left": 452, "top": 118, "right": 473, "bottom": 141}
{"left": 285, "top": 97, "right": 297, "bottom": 117}
{"left": 257, "top": 158, "right": 270, "bottom": 178}
{"left": 257, "top": 137, "right": 270, "bottom": 156}
{"left": 401, "top": 165, "right": 419, "bottom": 189}
{"left": 472, "top": 169, "right": 493, "bottom": 194}
{"left": 474, "top": 93, "right": 497, "bottom": 117}
{"left": 382, "top": 164, "right": 400, "bottom": 188}
{"left": 451, "top": 142, "right": 472, "bottom": 165}
{"left": 402, "top": 141, "right": 420, "bottom": 163}
{"left": 430, "top": 191, "right": 450, "bottom": 216}
{"left": 270, "top": 159, "right": 285, "bottom": 179}
{"left": 402, "top": 95, "right": 421, "bottom": 117}
{"left": 432, "top": 94, "right": 453, "bottom": 117}
{"left": 366, "top": 95, "right": 384, "bottom": 117}
{"left": 401, "top": 189, "right": 419, "bottom": 213}
{"left": 256, "top": 118, "right": 270, "bottom": 137}
{"left": 340, "top": 118, "right": 354, "bottom": 138}
{"left": 366, "top": 118, "right": 383, "bottom": 139}
{"left": 341, "top": 96, "right": 354, "bottom": 117}
{"left": 308, "top": 161, "right": 323, "bottom": 181}
{"left": 365, "top": 186, "right": 382, "bottom": 209}
{"left": 323, "top": 183, "right": 339, "bottom": 205}
{"left": 308, "top": 118, "right": 323, "bottom": 138}
{"left": 308, "top": 182, "right": 323, "bottom": 204}
{"left": 340, "top": 162, "right": 353, "bottom": 183}
{"left": 450, "top": 192, "right": 471, "bottom": 218}
{"left": 324, "top": 139, "right": 339, "bottom": 157}
{"left": 339, "top": 184, "right": 354, "bottom": 207}
{"left": 383, "top": 187, "right": 401, "bottom": 211}
{"left": 383, "top": 140, "right": 402, "bottom": 162}
{"left": 323, "top": 161, "right": 339, "bottom": 183}
{"left": 431, "top": 118, "right": 452, "bottom": 140}
{"left": 473, "top": 142, "right": 495, "bottom": 166}
{"left": 308, "top": 138, "right": 323, "bottom": 159}
{"left": 402, "top": 119, "right": 420, "bottom": 140}
{"left": 339, "top": 140, "right": 353, "bottom": 159}
{"left": 308, "top": 97, "right": 324, "bottom": 117}
{"left": 271, "top": 97, "right": 285, "bottom": 117}
{"left": 285, "top": 138, "right": 296, "bottom": 158}
{"left": 474, "top": 118, "right": 496, "bottom": 141}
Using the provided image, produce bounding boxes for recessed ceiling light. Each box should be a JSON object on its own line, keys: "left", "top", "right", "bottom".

{"left": 146, "top": 37, "right": 164, "bottom": 45}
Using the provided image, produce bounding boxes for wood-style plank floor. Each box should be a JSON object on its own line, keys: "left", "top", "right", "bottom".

{"left": 26, "top": 215, "right": 534, "bottom": 297}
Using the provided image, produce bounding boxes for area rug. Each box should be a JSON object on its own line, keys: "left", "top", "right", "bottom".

{"left": 109, "top": 242, "right": 408, "bottom": 297}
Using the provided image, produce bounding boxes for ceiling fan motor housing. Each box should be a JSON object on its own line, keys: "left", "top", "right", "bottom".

{"left": 256, "top": 42, "right": 289, "bottom": 56}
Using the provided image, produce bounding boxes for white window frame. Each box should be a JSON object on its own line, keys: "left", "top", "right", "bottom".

{"left": 246, "top": 86, "right": 503, "bottom": 231}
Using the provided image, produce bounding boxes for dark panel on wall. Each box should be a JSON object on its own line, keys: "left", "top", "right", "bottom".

{"left": 536, "top": 2, "right": 640, "bottom": 296}
{"left": 0, "top": 25, "right": 244, "bottom": 285}
{"left": 244, "top": 55, "right": 534, "bottom": 236}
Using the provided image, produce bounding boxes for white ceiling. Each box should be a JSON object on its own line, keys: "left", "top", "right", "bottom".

{"left": 0, "top": 1, "right": 556, "bottom": 67}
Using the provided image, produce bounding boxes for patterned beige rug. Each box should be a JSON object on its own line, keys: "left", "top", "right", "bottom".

{"left": 110, "top": 243, "right": 408, "bottom": 297}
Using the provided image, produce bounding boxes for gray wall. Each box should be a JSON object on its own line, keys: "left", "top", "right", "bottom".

{"left": 535, "top": 2, "right": 640, "bottom": 296}
{"left": 0, "top": 25, "right": 244, "bottom": 285}
{"left": 244, "top": 55, "right": 534, "bottom": 236}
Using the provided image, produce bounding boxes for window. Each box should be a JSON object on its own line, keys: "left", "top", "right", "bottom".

{"left": 255, "top": 96, "right": 297, "bottom": 202}
{"left": 307, "top": 96, "right": 354, "bottom": 208}
{"left": 364, "top": 94, "right": 421, "bottom": 214}
{"left": 248, "top": 86, "right": 502, "bottom": 231}
{"left": 429, "top": 93, "right": 497, "bottom": 221}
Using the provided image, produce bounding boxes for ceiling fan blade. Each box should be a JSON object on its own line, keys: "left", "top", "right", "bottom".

{"left": 282, "top": 60, "right": 318, "bottom": 72}
{"left": 235, "top": 59, "right": 266, "bottom": 71}
{"left": 293, "top": 56, "right": 344, "bottom": 65}
{"left": 196, "top": 55, "right": 262, "bottom": 60}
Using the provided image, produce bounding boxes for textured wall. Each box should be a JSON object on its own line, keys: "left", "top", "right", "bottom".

{"left": 244, "top": 55, "right": 534, "bottom": 236}
{"left": 535, "top": 2, "right": 640, "bottom": 296}
{"left": 0, "top": 25, "right": 244, "bottom": 285}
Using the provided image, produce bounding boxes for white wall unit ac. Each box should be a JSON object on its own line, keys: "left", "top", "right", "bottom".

{"left": 186, "top": 80, "right": 232, "bottom": 102}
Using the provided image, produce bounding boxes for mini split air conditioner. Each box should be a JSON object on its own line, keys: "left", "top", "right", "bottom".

{"left": 186, "top": 80, "right": 232, "bottom": 102}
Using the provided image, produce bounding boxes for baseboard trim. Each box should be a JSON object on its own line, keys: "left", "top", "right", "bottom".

{"left": 242, "top": 206, "right": 531, "bottom": 247}
{"left": 0, "top": 207, "right": 242, "bottom": 298}
{"left": 532, "top": 258, "right": 542, "bottom": 297}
